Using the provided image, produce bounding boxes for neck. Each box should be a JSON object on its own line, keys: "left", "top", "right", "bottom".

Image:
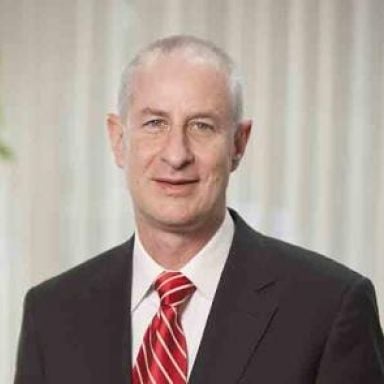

{"left": 136, "top": 212, "right": 225, "bottom": 270}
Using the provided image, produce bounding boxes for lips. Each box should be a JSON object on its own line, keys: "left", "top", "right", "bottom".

{"left": 153, "top": 177, "right": 199, "bottom": 185}
{"left": 152, "top": 177, "right": 199, "bottom": 195}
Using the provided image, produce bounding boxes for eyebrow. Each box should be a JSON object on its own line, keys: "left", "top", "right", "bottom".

{"left": 140, "top": 107, "right": 169, "bottom": 117}
{"left": 139, "top": 107, "right": 219, "bottom": 121}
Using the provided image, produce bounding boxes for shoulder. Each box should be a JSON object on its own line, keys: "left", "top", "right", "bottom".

{"left": 230, "top": 209, "right": 366, "bottom": 294}
{"left": 26, "top": 238, "right": 134, "bottom": 304}
{"left": 262, "top": 232, "right": 361, "bottom": 285}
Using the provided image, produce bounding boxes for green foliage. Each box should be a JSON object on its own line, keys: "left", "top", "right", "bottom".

{"left": 0, "top": 103, "right": 13, "bottom": 161}
{"left": 0, "top": 139, "right": 13, "bottom": 160}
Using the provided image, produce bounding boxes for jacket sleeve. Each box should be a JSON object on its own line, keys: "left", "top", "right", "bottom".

{"left": 316, "top": 277, "right": 384, "bottom": 383}
{"left": 14, "top": 288, "right": 45, "bottom": 384}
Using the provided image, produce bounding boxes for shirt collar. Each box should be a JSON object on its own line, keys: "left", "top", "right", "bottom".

{"left": 131, "top": 210, "right": 234, "bottom": 312}
{"left": 181, "top": 210, "right": 234, "bottom": 300}
{"left": 131, "top": 234, "right": 163, "bottom": 312}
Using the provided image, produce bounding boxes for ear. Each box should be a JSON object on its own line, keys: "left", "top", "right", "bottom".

{"left": 107, "top": 113, "right": 126, "bottom": 168}
{"left": 231, "top": 119, "right": 252, "bottom": 171}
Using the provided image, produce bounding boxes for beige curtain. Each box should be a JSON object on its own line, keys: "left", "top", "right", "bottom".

{"left": 1, "top": 0, "right": 383, "bottom": 381}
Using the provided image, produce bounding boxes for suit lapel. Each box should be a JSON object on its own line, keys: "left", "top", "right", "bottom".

{"left": 189, "top": 212, "right": 280, "bottom": 384}
{"left": 74, "top": 239, "right": 134, "bottom": 384}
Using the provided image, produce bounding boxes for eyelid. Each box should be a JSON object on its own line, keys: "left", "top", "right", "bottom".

{"left": 189, "top": 120, "right": 215, "bottom": 129}
{"left": 143, "top": 118, "right": 167, "bottom": 126}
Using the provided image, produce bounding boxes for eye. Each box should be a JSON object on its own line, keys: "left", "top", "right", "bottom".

{"left": 142, "top": 119, "right": 168, "bottom": 131}
{"left": 189, "top": 121, "right": 215, "bottom": 134}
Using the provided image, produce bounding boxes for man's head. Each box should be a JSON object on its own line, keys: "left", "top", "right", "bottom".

{"left": 108, "top": 35, "right": 252, "bottom": 234}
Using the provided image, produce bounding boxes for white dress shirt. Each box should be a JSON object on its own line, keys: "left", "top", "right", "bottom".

{"left": 131, "top": 210, "right": 234, "bottom": 376}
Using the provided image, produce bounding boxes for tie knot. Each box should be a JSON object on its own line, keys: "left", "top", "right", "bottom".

{"left": 154, "top": 271, "right": 195, "bottom": 307}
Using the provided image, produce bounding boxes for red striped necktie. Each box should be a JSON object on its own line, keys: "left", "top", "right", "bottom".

{"left": 132, "top": 271, "right": 196, "bottom": 384}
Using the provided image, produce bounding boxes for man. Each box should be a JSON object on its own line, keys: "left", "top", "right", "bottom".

{"left": 15, "top": 35, "right": 384, "bottom": 383}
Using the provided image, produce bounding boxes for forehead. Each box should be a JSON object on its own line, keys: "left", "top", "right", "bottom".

{"left": 129, "top": 54, "right": 232, "bottom": 116}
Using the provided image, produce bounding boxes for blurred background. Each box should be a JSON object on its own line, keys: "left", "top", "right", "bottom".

{"left": 1, "top": 0, "right": 384, "bottom": 381}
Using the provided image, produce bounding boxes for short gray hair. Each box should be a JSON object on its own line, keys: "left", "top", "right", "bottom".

{"left": 118, "top": 35, "right": 243, "bottom": 123}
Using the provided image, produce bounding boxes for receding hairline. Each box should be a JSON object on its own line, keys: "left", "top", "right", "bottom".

{"left": 131, "top": 35, "right": 235, "bottom": 71}
{"left": 118, "top": 35, "right": 243, "bottom": 123}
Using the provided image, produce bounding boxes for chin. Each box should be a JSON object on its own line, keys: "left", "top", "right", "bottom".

{"left": 144, "top": 205, "right": 210, "bottom": 232}
{"left": 156, "top": 210, "right": 199, "bottom": 229}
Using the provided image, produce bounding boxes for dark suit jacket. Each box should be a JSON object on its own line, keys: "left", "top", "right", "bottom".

{"left": 14, "top": 211, "right": 384, "bottom": 383}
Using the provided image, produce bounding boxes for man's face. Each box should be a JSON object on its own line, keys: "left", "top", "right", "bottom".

{"left": 108, "top": 54, "right": 251, "bottom": 233}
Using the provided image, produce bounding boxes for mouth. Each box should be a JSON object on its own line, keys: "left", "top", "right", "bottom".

{"left": 153, "top": 177, "right": 199, "bottom": 194}
{"left": 154, "top": 178, "right": 199, "bottom": 185}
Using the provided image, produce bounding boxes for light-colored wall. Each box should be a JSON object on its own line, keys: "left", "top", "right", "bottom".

{"left": 1, "top": 0, "right": 383, "bottom": 381}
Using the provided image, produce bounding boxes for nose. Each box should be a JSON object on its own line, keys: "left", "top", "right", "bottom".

{"left": 160, "top": 127, "right": 194, "bottom": 169}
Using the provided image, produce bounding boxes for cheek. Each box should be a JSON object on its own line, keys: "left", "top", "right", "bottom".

{"left": 198, "top": 146, "right": 233, "bottom": 184}
{"left": 123, "top": 145, "right": 147, "bottom": 191}
{"left": 126, "top": 138, "right": 158, "bottom": 174}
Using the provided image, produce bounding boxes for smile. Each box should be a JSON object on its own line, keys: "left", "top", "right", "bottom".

{"left": 154, "top": 178, "right": 199, "bottom": 185}
{"left": 153, "top": 178, "right": 199, "bottom": 194}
